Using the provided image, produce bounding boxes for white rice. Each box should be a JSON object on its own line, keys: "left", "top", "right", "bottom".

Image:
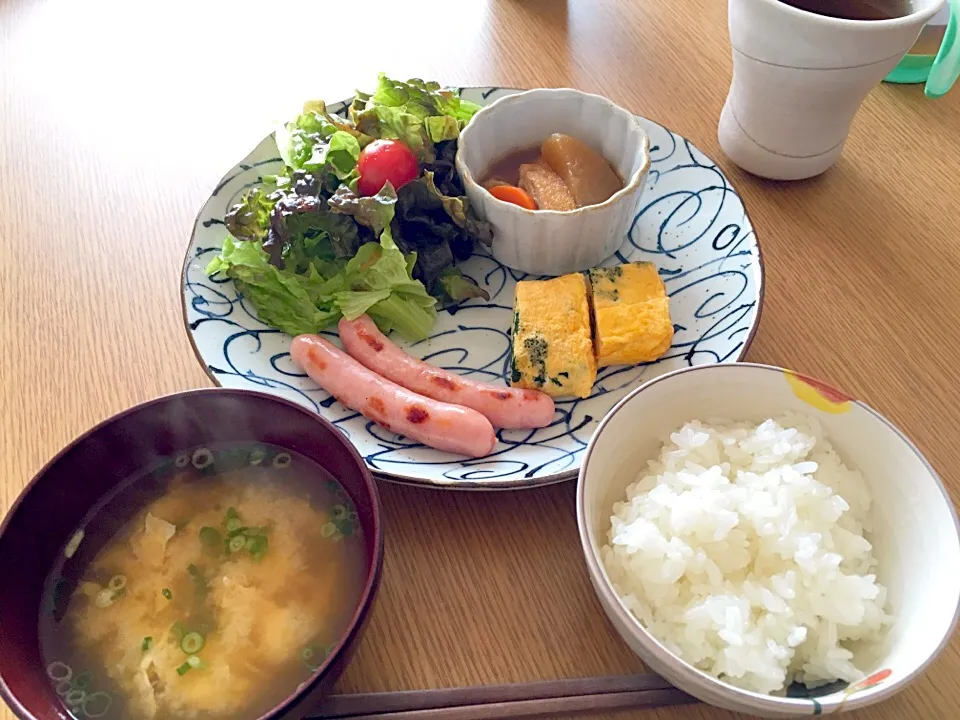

{"left": 600, "top": 414, "right": 891, "bottom": 695}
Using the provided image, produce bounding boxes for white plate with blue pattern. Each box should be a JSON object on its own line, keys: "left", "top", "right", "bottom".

{"left": 181, "top": 87, "right": 764, "bottom": 490}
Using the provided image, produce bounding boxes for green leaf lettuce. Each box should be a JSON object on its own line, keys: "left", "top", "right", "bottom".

{"left": 205, "top": 237, "right": 341, "bottom": 337}
{"left": 348, "top": 73, "right": 482, "bottom": 161}
{"left": 206, "top": 202, "right": 436, "bottom": 342}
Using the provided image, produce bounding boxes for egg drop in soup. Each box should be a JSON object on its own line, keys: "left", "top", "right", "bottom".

{"left": 38, "top": 443, "right": 368, "bottom": 720}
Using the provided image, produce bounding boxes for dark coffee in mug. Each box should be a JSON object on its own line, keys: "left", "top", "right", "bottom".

{"left": 777, "top": 0, "right": 914, "bottom": 20}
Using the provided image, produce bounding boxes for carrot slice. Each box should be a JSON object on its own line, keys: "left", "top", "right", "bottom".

{"left": 488, "top": 184, "right": 538, "bottom": 210}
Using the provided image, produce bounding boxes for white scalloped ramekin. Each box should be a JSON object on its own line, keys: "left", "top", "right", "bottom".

{"left": 455, "top": 88, "right": 651, "bottom": 277}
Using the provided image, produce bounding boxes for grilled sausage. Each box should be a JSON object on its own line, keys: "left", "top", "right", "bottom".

{"left": 338, "top": 315, "right": 555, "bottom": 429}
{"left": 290, "top": 334, "right": 498, "bottom": 458}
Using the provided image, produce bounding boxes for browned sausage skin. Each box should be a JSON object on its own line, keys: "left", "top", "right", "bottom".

{"left": 290, "top": 334, "right": 498, "bottom": 458}
{"left": 338, "top": 315, "right": 555, "bottom": 429}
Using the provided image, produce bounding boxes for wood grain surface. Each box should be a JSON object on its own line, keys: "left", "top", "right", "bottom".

{"left": 2, "top": 0, "right": 959, "bottom": 718}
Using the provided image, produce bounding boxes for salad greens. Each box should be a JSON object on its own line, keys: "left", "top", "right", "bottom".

{"left": 206, "top": 74, "right": 491, "bottom": 342}
{"left": 349, "top": 75, "right": 480, "bottom": 160}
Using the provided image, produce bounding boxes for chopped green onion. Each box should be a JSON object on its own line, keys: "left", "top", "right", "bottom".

{"left": 302, "top": 643, "right": 333, "bottom": 670}
{"left": 186, "top": 655, "right": 204, "bottom": 669}
{"left": 162, "top": 588, "right": 172, "bottom": 600}
{"left": 331, "top": 504, "right": 348, "bottom": 521}
{"left": 83, "top": 691, "right": 112, "bottom": 718}
{"left": 187, "top": 564, "right": 208, "bottom": 598}
{"left": 247, "top": 535, "right": 268, "bottom": 560}
{"left": 65, "top": 689, "right": 86, "bottom": 706}
{"left": 46, "top": 661, "right": 71, "bottom": 681}
{"left": 71, "top": 671, "right": 92, "bottom": 690}
{"left": 227, "top": 535, "right": 246, "bottom": 553}
{"left": 176, "top": 661, "right": 192, "bottom": 676}
{"left": 141, "top": 637, "right": 153, "bottom": 652}
{"left": 320, "top": 522, "right": 337, "bottom": 538}
{"left": 191, "top": 447, "right": 214, "bottom": 469}
{"left": 95, "top": 589, "right": 114, "bottom": 608}
{"left": 107, "top": 575, "right": 127, "bottom": 592}
{"left": 225, "top": 517, "right": 242, "bottom": 533}
{"left": 169, "top": 622, "right": 187, "bottom": 642}
{"left": 180, "top": 632, "right": 205, "bottom": 654}
{"left": 225, "top": 507, "right": 239, "bottom": 520}
{"left": 301, "top": 645, "right": 319, "bottom": 669}
{"left": 199, "top": 526, "right": 221, "bottom": 551}
{"left": 64, "top": 529, "right": 85, "bottom": 559}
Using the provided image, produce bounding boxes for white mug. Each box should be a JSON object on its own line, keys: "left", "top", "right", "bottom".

{"left": 718, "top": 0, "right": 946, "bottom": 181}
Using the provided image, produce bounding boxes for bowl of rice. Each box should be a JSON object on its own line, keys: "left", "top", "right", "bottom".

{"left": 577, "top": 362, "right": 960, "bottom": 717}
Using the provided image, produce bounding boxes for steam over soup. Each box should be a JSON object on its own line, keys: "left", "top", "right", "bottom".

{"left": 39, "top": 444, "right": 367, "bottom": 720}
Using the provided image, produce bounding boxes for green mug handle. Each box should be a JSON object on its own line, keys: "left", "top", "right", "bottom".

{"left": 926, "top": 0, "right": 960, "bottom": 97}
{"left": 884, "top": 0, "right": 959, "bottom": 98}
{"left": 886, "top": 54, "right": 938, "bottom": 84}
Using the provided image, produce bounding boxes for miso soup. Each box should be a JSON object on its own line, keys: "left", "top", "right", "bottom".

{"left": 39, "top": 443, "right": 367, "bottom": 720}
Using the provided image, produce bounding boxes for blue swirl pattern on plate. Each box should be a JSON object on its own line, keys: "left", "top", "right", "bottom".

{"left": 181, "top": 87, "right": 763, "bottom": 489}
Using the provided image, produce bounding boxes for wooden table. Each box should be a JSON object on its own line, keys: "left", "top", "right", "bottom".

{"left": 3, "top": 0, "right": 959, "bottom": 718}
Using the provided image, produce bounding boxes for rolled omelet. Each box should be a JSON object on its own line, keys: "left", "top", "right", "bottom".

{"left": 587, "top": 262, "right": 673, "bottom": 367}
{"left": 510, "top": 273, "right": 597, "bottom": 399}
{"left": 508, "top": 262, "right": 673, "bottom": 399}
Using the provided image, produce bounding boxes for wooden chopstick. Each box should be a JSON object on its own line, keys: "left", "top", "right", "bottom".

{"left": 315, "top": 688, "right": 695, "bottom": 720}
{"left": 312, "top": 675, "right": 697, "bottom": 719}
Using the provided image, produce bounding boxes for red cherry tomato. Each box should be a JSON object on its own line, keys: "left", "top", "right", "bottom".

{"left": 356, "top": 139, "right": 419, "bottom": 196}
